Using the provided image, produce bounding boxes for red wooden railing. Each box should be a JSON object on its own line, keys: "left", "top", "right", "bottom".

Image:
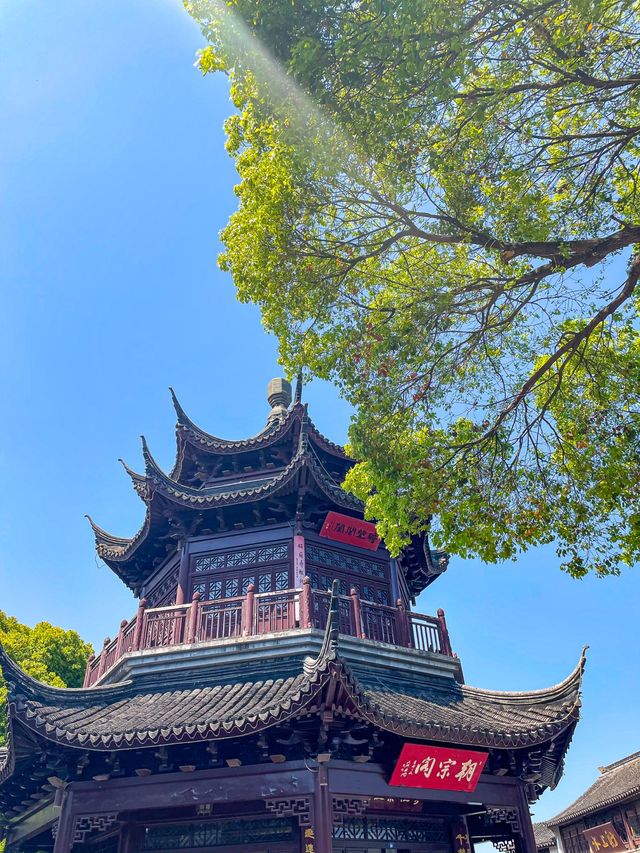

{"left": 84, "top": 579, "right": 454, "bottom": 686}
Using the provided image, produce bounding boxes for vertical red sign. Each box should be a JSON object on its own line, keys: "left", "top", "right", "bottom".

{"left": 389, "top": 744, "right": 488, "bottom": 792}
{"left": 320, "top": 511, "right": 380, "bottom": 550}
{"left": 293, "top": 535, "right": 306, "bottom": 587}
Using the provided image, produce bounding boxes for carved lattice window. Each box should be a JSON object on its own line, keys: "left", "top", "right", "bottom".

{"left": 146, "top": 566, "right": 180, "bottom": 607}
{"left": 306, "top": 542, "right": 390, "bottom": 604}
{"left": 334, "top": 817, "right": 448, "bottom": 843}
{"left": 190, "top": 541, "right": 291, "bottom": 602}
{"left": 144, "top": 817, "right": 295, "bottom": 850}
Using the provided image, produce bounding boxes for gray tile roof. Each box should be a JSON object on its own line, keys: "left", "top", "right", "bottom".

{"left": 350, "top": 657, "right": 584, "bottom": 748}
{"left": 549, "top": 751, "right": 640, "bottom": 826}
{"left": 533, "top": 822, "right": 557, "bottom": 849}
{"left": 0, "top": 618, "right": 585, "bottom": 756}
{"left": 0, "top": 650, "right": 330, "bottom": 753}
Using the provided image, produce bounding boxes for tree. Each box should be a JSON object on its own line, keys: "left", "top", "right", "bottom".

{"left": 187, "top": 0, "right": 640, "bottom": 576}
{"left": 0, "top": 611, "right": 91, "bottom": 745}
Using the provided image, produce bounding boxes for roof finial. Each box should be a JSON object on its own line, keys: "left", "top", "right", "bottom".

{"left": 294, "top": 373, "right": 303, "bottom": 404}
{"left": 266, "top": 377, "right": 292, "bottom": 424}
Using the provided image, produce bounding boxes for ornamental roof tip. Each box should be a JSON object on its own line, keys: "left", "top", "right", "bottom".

{"left": 85, "top": 514, "right": 132, "bottom": 549}
{"left": 118, "top": 458, "right": 147, "bottom": 499}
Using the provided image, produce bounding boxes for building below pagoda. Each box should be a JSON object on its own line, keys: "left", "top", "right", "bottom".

{"left": 548, "top": 751, "right": 640, "bottom": 853}
{"left": 0, "top": 379, "right": 586, "bottom": 853}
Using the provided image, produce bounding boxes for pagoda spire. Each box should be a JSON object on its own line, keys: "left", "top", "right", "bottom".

{"left": 266, "top": 377, "right": 292, "bottom": 424}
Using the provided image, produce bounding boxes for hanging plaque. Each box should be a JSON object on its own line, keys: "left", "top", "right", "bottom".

{"left": 582, "top": 823, "right": 627, "bottom": 853}
{"left": 320, "top": 511, "right": 380, "bottom": 550}
{"left": 389, "top": 744, "right": 488, "bottom": 792}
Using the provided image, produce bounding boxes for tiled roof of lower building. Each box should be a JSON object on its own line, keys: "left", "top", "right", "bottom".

{"left": 549, "top": 751, "right": 640, "bottom": 826}
{"left": 533, "top": 822, "right": 557, "bottom": 849}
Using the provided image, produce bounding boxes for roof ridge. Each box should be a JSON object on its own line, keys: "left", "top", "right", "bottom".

{"left": 601, "top": 750, "right": 640, "bottom": 773}
{"left": 460, "top": 646, "right": 587, "bottom": 705}
{"left": 171, "top": 386, "right": 287, "bottom": 448}
{"left": 0, "top": 642, "right": 134, "bottom": 704}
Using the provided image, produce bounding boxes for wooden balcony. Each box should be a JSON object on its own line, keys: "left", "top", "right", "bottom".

{"left": 84, "top": 578, "right": 454, "bottom": 688}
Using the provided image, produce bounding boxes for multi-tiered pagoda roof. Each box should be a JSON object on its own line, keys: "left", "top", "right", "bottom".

{"left": 0, "top": 378, "right": 586, "bottom": 853}
{"left": 87, "top": 381, "right": 446, "bottom": 598}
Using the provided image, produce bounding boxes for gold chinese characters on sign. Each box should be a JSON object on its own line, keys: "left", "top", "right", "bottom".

{"left": 582, "top": 822, "right": 627, "bottom": 853}
{"left": 304, "top": 825, "right": 315, "bottom": 853}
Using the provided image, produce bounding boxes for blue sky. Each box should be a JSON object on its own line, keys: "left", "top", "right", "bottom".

{"left": 1, "top": 0, "right": 638, "bottom": 824}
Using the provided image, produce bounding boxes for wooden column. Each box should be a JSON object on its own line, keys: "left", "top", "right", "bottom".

{"left": 52, "top": 788, "right": 75, "bottom": 853}
{"left": 516, "top": 784, "right": 538, "bottom": 853}
{"left": 175, "top": 542, "right": 190, "bottom": 606}
{"left": 350, "top": 588, "right": 363, "bottom": 638}
{"left": 186, "top": 591, "right": 201, "bottom": 644}
{"left": 118, "top": 819, "right": 145, "bottom": 853}
{"left": 96, "top": 638, "right": 110, "bottom": 680}
{"left": 114, "top": 620, "right": 128, "bottom": 660}
{"left": 450, "top": 815, "right": 473, "bottom": 853}
{"left": 313, "top": 763, "right": 333, "bottom": 853}
{"left": 131, "top": 598, "right": 147, "bottom": 651}
{"left": 396, "top": 598, "right": 411, "bottom": 647}
{"left": 82, "top": 655, "right": 95, "bottom": 688}
{"left": 300, "top": 576, "right": 312, "bottom": 628}
{"left": 243, "top": 583, "right": 255, "bottom": 636}
{"left": 438, "top": 607, "right": 453, "bottom": 656}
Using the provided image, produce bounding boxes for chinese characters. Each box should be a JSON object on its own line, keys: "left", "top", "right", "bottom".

{"left": 320, "top": 512, "right": 380, "bottom": 550}
{"left": 390, "top": 744, "right": 488, "bottom": 792}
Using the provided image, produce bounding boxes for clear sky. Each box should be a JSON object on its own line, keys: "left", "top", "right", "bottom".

{"left": 1, "top": 0, "right": 638, "bottom": 825}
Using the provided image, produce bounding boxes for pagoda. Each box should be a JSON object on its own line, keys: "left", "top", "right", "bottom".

{"left": 0, "top": 378, "right": 586, "bottom": 853}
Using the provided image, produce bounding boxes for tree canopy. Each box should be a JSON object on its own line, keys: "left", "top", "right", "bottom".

{"left": 0, "top": 611, "right": 91, "bottom": 745}
{"left": 187, "top": 0, "right": 640, "bottom": 577}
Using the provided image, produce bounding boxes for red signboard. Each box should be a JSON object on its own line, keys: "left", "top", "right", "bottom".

{"left": 582, "top": 823, "right": 627, "bottom": 853}
{"left": 320, "top": 512, "right": 380, "bottom": 550}
{"left": 389, "top": 744, "right": 488, "bottom": 792}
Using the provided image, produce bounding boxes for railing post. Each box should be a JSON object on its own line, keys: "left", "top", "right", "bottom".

{"left": 396, "top": 599, "right": 411, "bottom": 648}
{"left": 437, "top": 607, "right": 453, "bottom": 656}
{"left": 131, "top": 598, "right": 147, "bottom": 651}
{"left": 114, "top": 619, "right": 128, "bottom": 661}
{"left": 96, "top": 638, "right": 110, "bottom": 680}
{"left": 243, "top": 583, "right": 255, "bottom": 636}
{"left": 350, "top": 587, "right": 363, "bottom": 638}
{"left": 82, "top": 654, "right": 95, "bottom": 688}
{"left": 300, "top": 576, "right": 312, "bottom": 628}
{"left": 187, "top": 591, "right": 201, "bottom": 644}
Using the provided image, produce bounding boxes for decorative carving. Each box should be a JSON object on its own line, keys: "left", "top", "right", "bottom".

{"left": 51, "top": 819, "right": 59, "bottom": 840}
{"left": 334, "top": 817, "right": 449, "bottom": 843}
{"left": 72, "top": 814, "right": 119, "bottom": 844}
{"left": 194, "top": 543, "right": 290, "bottom": 574}
{"left": 494, "top": 841, "right": 517, "bottom": 853}
{"left": 486, "top": 807, "right": 521, "bottom": 834}
{"left": 146, "top": 567, "right": 179, "bottom": 607}
{"left": 332, "top": 797, "right": 370, "bottom": 824}
{"left": 306, "top": 544, "right": 386, "bottom": 579}
{"left": 145, "top": 818, "right": 294, "bottom": 849}
{"left": 265, "top": 797, "right": 312, "bottom": 826}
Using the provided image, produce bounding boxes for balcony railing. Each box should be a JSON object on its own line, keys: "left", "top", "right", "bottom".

{"left": 84, "top": 578, "right": 453, "bottom": 687}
